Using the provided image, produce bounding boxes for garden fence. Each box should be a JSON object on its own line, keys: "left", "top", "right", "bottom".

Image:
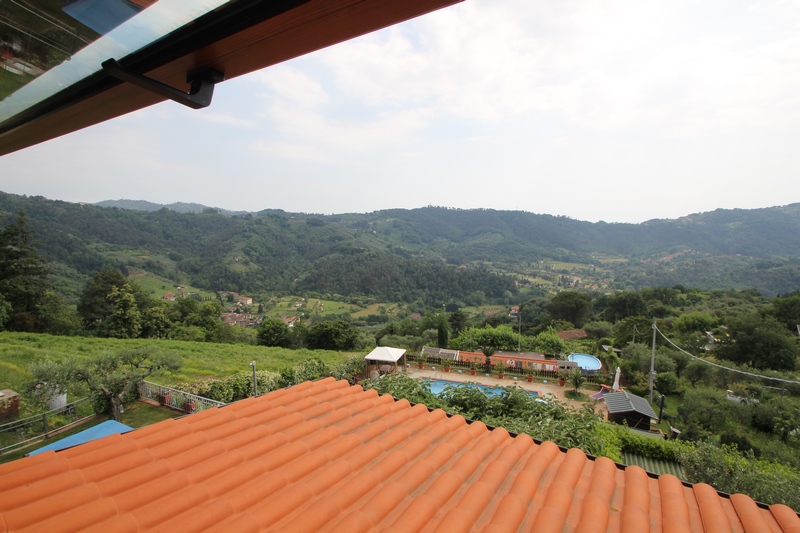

{"left": 0, "top": 397, "right": 94, "bottom": 455}
{"left": 407, "top": 354, "right": 606, "bottom": 384}
{"left": 138, "top": 381, "right": 226, "bottom": 413}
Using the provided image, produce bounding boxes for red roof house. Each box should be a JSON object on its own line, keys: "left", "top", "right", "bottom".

{"left": 1, "top": 378, "right": 797, "bottom": 531}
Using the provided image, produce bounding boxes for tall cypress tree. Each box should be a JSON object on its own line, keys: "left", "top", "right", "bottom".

{"left": 0, "top": 210, "right": 53, "bottom": 331}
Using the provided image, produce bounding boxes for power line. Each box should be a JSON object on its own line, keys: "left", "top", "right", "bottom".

{"left": 653, "top": 324, "right": 800, "bottom": 386}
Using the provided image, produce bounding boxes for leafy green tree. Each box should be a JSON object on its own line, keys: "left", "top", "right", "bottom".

{"left": 771, "top": 295, "right": 800, "bottom": 332}
{"left": 519, "top": 297, "right": 551, "bottom": 334}
{"left": 453, "top": 325, "right": 519, "bottom": 351}
{"left": 531, "top": 327, "right": 566, "bottom": 355}
{"left": 612, "top": 316, "right": 653, "bottom": 347}
{"left": 189, "top": 301, "right": 226, "bottom": 341}
{"left": 673, "top": 312, "right": 715, "bottom": 334}
{"left": 140, "top": 304, "right": 172, "bottom": 339}
{"left": 99, "top": 284, "right": 142, "bottom": 338}
{"left": 601, "top": 291, "right": 649, "bottom": 322}
{"left": 26, "top": 347, "right": 182, "bottom": 421}
{"left": 173, "top": 297, "right": 200, "bottom": 322}
{"left": 714, "top": 314, "right": 798, "bottom": 371}
{"left": 682, "top": 359, "right": 710, "bottom": 386}
{"left": 583, "top": 320, "right": 613, "bottom": 339}
{"left": 619, "top": 343, "right": 676, "bottom": 379}
{"left": 0, "top": 210, "right": 54, "bottom": 331}
{"left": 305, "top": 320, "right": 358, "bottom": 350}
{"left": 37, "top": 293, "right": 82, "bottom": 335}
{"left": 258, "top": 318, "right": 291, "bottom": 347}
{"left": 546, "top": 291, "right": 593, "bottom": 327}
{"left": 654, "top": 371, "right": 679, "bottom": 395}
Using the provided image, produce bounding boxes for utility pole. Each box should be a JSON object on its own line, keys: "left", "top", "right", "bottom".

{"left": 649, "top": 322, "right": 657, "bottom": 404}
{"left": 250, "top": 360, "right": 258, "bottom": 397}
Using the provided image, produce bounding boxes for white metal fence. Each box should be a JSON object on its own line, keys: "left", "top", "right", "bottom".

{"left": 138, "top": 381, "right": 226, "bottom": 413}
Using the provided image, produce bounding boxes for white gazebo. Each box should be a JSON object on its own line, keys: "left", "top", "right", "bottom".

{"left": 364, "top": 346, "right": 407, "bottom": 378}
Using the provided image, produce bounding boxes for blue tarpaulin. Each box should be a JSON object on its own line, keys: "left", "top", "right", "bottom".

{"left": 29, "top": 420, "right": 133, "bottom": 456}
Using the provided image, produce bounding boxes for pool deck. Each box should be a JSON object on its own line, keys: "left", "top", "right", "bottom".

{"left": 404, "top": 366, "right": 589, "bottom": 409}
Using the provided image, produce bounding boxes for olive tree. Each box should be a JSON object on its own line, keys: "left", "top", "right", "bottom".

{"left": 27, "top": 347, "right": 182, "bottom": 421}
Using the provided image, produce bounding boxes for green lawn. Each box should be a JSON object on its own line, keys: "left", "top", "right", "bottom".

{"left": 121, "top": 399, "right": 183, "bottom": 426}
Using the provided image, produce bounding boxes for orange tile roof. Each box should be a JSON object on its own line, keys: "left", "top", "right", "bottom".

{"left": 1, "top": 377, "right": 798, "bottom": 532}
{"left": 557, "top": 329, "right": 589, "bottom": 340}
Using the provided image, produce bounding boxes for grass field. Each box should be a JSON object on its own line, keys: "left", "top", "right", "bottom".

{"left": 596, "top": 257, "right": 628, "bottom": 265}
{"left": 307, "top": 299, "right": 358, "bottom": 316}
{"left": 549, "top": 261, "right": 595, "bottom": 271}
{"left": 127, "top": 272, "right": 217, "bottom": 300}
{"left": 462, "top": 305, "right": 506, "bottom": 316}
{"left": 0, "top": 332, "right": 354, "bottom": 391}
{"left": 268, "top": 296, "right": 307, "bottom": 316}
{"left": 351, "top": 303, "right": 404, "bottom": 318}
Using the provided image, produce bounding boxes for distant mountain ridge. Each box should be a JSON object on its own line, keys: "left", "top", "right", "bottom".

{"left": 94, "top": 199, "right": 248, "bottom": 216}
{"left": 2, "top": 192, "right": 800, "bottom": 298}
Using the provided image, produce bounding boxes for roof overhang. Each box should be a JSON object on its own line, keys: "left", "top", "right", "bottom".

{"left": 0, "top": 0, "right": 462, "bottom": 157}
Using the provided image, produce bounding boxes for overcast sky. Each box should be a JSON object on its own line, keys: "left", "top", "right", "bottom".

{"left": 2, "top": 0, "right": 799, "bottom": 223}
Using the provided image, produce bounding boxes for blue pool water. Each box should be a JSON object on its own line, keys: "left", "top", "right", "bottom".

{"left": 568, "top": 353, "right": 602, "bottom": 371}
{"left": 425, "top": 379, "right": 539, "bottom": 398}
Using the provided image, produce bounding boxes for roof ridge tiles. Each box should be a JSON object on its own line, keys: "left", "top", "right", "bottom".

{"left": 621, "top": 466, "right": 652, "bottom": 532}
{"left": 659, "top": 474, "right": 693, "bottom": 531}
{"left": 693, "top": 483, "right": 733, "bottom": 532}
{"left": 574, "top": 457, "right": 618, "bottom": 533}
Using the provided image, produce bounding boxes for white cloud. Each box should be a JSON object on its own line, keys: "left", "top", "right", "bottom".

{"left": 3, "top": 0, "right": 800, "bottom": 222}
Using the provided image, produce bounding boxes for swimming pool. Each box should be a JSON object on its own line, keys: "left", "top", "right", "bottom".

{"left": 568, "top": 353, "right": 602, "bottom": 371}
{"left": 425, "top": 379, "right": 539, "bottom": 397}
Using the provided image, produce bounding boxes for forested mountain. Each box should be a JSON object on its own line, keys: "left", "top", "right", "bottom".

{"left": 95, "top": 199, "right": 246, "bottom": 216}
{"left": 2, "top": 192, "right": 800, "bottom": 301}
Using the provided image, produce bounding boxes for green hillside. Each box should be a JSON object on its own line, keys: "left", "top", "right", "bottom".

{"left": 3, "top": 192, "right": 800, "bottom": 300}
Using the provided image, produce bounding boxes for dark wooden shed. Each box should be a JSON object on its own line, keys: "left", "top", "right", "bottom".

{"left": 604, "top": 391, "right": 658, "bottom": 431}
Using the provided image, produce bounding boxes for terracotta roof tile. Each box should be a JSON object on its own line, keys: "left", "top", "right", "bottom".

{"left": 1, "top": 377, "right": 798, "bottom": 532}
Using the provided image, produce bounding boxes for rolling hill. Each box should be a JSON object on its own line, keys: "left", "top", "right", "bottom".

{"left": 3, "top": 192, "right": 800, "bottom": 301}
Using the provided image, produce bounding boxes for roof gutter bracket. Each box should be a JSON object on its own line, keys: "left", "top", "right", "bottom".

{"left": 101, "top": 59, "right": 225, "bottom": 109}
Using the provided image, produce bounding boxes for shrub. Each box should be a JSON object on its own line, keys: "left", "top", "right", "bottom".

{"left": 655, "top": 372, "right": 679, "bottom": 395}
{"left": 680, "top": 442, "right": 800, "bottom": 508}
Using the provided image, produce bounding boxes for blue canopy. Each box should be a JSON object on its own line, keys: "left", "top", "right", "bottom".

{"left": 29, "top": 420, "right": 133, "bottom": 456}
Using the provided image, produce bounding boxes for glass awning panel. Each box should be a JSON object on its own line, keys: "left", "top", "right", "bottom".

{"left": 0, "top": 0, "right": 228, "bottom": 123}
